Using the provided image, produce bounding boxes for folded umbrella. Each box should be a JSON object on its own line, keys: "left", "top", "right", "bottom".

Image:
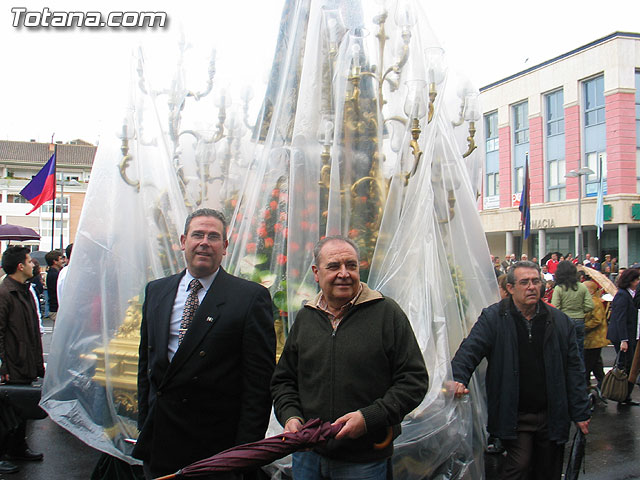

{"left": 564, "top": 428, "right": 586, "bottom": 480}
{"left": 155, "top": 418, "right": 343, "bottom": 479}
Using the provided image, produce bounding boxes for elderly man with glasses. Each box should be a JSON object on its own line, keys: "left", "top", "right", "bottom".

{"left": 450, "top": 261, "right": 590, "bottom": 480}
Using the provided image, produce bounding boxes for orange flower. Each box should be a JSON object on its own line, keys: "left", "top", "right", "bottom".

{"left": 289, "top": 242, "right": 300, "bottom": 252}
{"left": 272, "top": 188, "right": 280, "bottom": 197}
{"left": 274, "top": 223, "right": 283, "bottom": 233}
{"left": 279, "top": 211, "right": 287, "bottom": 222}
{"left": 348, "top": 229, "right": 359, "bottom": 238}
{"left": 257, "top": 225, "right": 268, "bottom": 238}
{"left": 270, "top": 200, "right": 278, "bottom": 210}
{"left": 277, "top": 254, "right": 287, "bottom": 265}
{"left": 300, "top": 221, "right": 309, "bottom": 230}
{"left": 246, "top": 242, "right": 257, "bottom": 253}
{"left": 264, "top": 237, "right": 274, "bottom": 248}
{"left": 264, "top": 209, "right": 271, "bottom": 220}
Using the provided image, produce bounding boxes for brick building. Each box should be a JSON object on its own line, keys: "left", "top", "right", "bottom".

{"left": 479, "top": 32, "right": 640, "bottom": 266}
{"left": 0, "top": 139, "right": 96, "bottom": 252}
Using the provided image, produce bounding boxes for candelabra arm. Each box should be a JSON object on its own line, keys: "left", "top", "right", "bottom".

{"left": 404, "top": 117, "right": 423, "bottom": 184}
{"left": 451, "top": 102, "right": 465, "bottom": 127}
{"left": 428, "top": 83, "right": 437, "bottom": 124}
{"left": 461, "top": 121, "right": 477, "bottom": 158}
{"left": 119, "top": 154, "right": 140, "bottom": 191}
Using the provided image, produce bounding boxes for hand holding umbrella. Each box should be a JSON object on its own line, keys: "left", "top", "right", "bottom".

{"left": 154, "top": 418, "right": 343, "bottom": 479}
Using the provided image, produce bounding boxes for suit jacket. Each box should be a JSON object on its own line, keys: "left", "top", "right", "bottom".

{"left": 133, "top": 268, "right": 275, "bottom": 476}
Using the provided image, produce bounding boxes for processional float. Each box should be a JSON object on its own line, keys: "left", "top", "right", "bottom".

{"left": 41, "top": 0, "right": 498, "bottom": 478}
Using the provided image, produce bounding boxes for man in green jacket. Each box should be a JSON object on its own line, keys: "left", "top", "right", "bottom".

{"left": 271, "top": 236, "right": 428, "bottom": 479}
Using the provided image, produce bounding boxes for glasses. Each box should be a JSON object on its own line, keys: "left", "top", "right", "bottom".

{"left": 514, "top": 278, "right": 542, "bottom": 287}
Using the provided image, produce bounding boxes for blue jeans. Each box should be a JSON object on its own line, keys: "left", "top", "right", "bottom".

{"left": 572, "top": 318, "right": 585, "bottom": 369}
{"left": 292, "top": 451, "right": 388, "bottom": 480}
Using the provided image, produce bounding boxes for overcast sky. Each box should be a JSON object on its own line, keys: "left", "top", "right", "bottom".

{"left": 0, "top": 0, "right": 638, "bottom": 145}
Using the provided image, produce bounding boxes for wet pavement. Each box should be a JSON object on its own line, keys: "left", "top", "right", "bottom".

{"left": 3, "top": 320, "right": 640, "bottom": 479}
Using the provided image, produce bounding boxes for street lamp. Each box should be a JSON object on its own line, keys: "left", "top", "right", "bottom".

{"left": 565, "top": 167, "right": 594, "bottom": 263}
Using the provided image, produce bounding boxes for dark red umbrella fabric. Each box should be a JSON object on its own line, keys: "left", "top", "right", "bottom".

{"left": 0, "top": 224, "right": 40, "bottom": 241}
{"left": 155, "top": 418, "right": 342, "bottom": 479}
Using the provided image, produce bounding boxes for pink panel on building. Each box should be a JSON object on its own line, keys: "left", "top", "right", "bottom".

{"left": 564, "top": 105, "right": 581, "bottom": 199}
{"left": 499, "top": 126, "right": 511, "bottom": 208}
{"left": 606, "top": 92, "right": 637, "bottom": 195}
{"left": 529, "top": 116, "right": 544, "bottom": 204}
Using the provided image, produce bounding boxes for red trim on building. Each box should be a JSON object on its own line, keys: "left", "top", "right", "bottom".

{"left": 564, "top": 105, "right": 581, "bottom": 199}
{"left": 499, "top": 125, "right": 512, "bottom": 208}
{"left": 606, "top": 92, "right": 637, "bottom": 195}
{"left": 529, "top": 116, "right": 544, "bottom": 204}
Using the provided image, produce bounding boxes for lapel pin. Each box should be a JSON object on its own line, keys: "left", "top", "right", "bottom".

{"left": 206, "top": 316, "right": 214, "bottom": 323}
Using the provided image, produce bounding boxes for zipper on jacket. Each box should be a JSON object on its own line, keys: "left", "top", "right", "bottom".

{"left": 330, "top": 326, "right": 336, "bottom": 419}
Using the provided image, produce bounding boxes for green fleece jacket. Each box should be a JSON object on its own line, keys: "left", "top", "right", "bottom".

{"left": 551, "top": 282, "right": 594, "bottom": 319}
{"left": 271, "top": 283, "right": 428, "bottom": 462}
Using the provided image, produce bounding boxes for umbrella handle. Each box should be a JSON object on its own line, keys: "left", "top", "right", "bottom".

{"left": 373, "top": 426, "right": 393, "bottom": 450}
{"left": 154, "top": 474, "right": 178, "bottom": 480}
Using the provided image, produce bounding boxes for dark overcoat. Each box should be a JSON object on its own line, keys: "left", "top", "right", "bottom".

{"left": 0, "top": 276, "right": 44, "bottom": 383}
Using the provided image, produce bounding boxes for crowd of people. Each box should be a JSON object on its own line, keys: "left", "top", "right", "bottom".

{"left": 0, "top": 245, "right": 72, "bottom": 474}
{"left": 0, "top": 209, "right": 635, "bottom": 479}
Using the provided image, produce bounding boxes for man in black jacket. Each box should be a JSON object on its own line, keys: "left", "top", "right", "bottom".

{"left": 0, "top": 246, "right": 45, "bottom": 474}
{"left": 271, "top": 236, "right": 428, "bottom": 479}
{"left": 451, "top": 260, "right": 590, "bottom": 479}
{"left": 134, "top": 209, "right": 275, "bottom": 479}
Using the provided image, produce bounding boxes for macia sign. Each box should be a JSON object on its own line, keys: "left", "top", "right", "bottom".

{"left": 519, "top": 218, "right": 556, "bottom": 230}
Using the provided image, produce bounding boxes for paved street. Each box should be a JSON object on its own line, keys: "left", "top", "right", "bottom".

{"left": 3, "top": 321, "right": 640, "bottom": 479}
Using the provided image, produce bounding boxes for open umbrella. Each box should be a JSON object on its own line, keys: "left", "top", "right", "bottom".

{"left": 577, "top": 265, "right": 617, "bottom": 297}
{"left": 155, "top": 418, "right": 342, "bottom": 479}
{"left": 0, "top": 224, "right": 40, "bottom": 242}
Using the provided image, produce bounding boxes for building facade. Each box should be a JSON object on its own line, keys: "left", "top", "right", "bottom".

{"left": 479, "top": 32, "right": 640, "bottom": 266}
{"left": 0, "top": 139, "right": 96, "bottom": 253}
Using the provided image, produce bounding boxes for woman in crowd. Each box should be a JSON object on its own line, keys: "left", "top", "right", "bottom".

{"left": 551, "top": 260, "right": 594, "bottom": 365}
{"left": 607, "top": 268, "right": 640, "bottom": 405}
{"left": 583, "top": 281, "right": 608, "bottom": 389}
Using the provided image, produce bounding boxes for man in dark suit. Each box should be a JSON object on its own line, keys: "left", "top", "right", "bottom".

{"left": 133, "top": 208, "right": 276, "bottom": 479}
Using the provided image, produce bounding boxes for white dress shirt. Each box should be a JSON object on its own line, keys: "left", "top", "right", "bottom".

{"left": 168, "top": 269, "right": 218, "bottom": 361}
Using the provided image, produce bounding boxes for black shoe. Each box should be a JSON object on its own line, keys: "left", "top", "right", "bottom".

{"left": 0, "top": 460, "right": 19, "bottom": 473}
{"left": 619, "top": 399, "right": 640, "bottom": 406}
{"left": 7, "top": 448, "right": 44, "bottom": 461}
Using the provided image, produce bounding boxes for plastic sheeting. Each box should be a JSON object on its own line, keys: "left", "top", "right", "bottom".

{"left": 41, "top": 0, "right": 498, "bottom": 478}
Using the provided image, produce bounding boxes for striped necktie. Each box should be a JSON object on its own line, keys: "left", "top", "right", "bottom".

{"left": 179, "top": 279, "right": 203, "bottom": 344}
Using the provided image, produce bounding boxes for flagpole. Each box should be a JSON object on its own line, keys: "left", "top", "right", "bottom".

{"left": 59, "top": 172, "right": 64, "bottom": 250}
{"left": 51, "top": 144, "right": 57, "bottom": 251}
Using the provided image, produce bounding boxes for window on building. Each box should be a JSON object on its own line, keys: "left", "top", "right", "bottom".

{"left": 485, "top": 112, "right": 499, "bottom": 199}
{"left": 40, "top": 219, "right": 68, "bottom": 238}
{"left": 584, "top": 75, "right": 605, "bottom": 126}
{"left": 41, "top": 197, "right": 69, "bottom": 214}
{"left": 6, "top": 194, "right": 29, "bottom": 204}
{"left": 513, "top": 101, "right": 529, "bottom": 194}
{"left": 546, "top": 90, "right": 566, "bottom": 201}
{"left": 583, "top": 75, "right": 606, "bottom": 196}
